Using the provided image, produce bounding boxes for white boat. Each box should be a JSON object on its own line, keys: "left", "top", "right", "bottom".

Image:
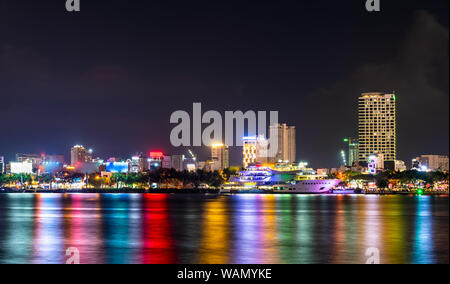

{"left": 231, "top": 165, "right": 341, "bottom": 194}
{"left": 273, "top": 179, "right": 342, "bottom": 194}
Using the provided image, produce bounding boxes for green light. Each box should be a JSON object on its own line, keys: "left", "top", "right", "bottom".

{"left": 344, "top": 138, "right": 349, "bottom": 143}
{"left": 417, "top": 189, "right": 424, "bottom": 195}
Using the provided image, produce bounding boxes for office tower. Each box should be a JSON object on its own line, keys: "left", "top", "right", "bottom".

{"left": 171, "top": 155, "right": 185, "bottom": 171}
{"left": 243, "top": 135, "right": 268, "bottom": 168}
{"left": 344, "top": 138, "right": 359, "bottom": 166}
{"left": 162, "top": 156, "right": 172, "bottom": 169}
{"left": 358, "top": 93, "right": 396, "bottom": 169}
{"left": 412, "top": 155, "right": 449, "bottom": 172}
{"left": 71, "top": 145, "right": 86, "bottom": 165}
{"left": 86, "top": 149, "right": 94, "bottom": 162}
{"left": 211, "top": 143, "right": 229, "bottom": 170}
{"left": 268, "top": 123, "right": 296, "bottom": 163}
{"left": 0, "top": 156, "right": 4, "bottom": 174}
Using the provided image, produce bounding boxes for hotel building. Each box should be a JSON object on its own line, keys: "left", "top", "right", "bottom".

{"left": 71, "top": 145, "right": 86, "bottom": 165}
{"left": 358, "top": 93, "right": 396, "bottom": 169}
{"left": 211, "top": 143, "right": 229, "bottom": 170}
{"left": 0, "top": 156, "right": 4, "bottom": 174}
{"left": 268, "top": 123, "right": 296, "bottom": 163}
{"left": 243, "top": 135, "right": 268, "bottom": 168}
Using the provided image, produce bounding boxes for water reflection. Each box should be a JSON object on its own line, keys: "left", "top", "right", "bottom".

{"left": 0, "top": 193, "right": 447, "bottom": 264}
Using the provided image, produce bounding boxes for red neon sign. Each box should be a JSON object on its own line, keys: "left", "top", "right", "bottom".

{"left": 149, "top": 151, "right": 164, "bottom": 159}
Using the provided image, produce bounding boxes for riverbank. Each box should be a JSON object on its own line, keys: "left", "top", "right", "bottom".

{"left": 0, "top": 188, "right": 220, "bottom": 194}
{"left": 1, "top": 187, "right": 448, "bottom": 195}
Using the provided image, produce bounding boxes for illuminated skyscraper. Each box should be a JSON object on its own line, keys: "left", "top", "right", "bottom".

{"left": 0, "top": 156, "right": 4, "bottom": 174}
{"left": 243, "top": 135, "right": 268, "bottom": 168}
{"left": 71, "top": 145, "right": 86, "bottom": 165}
{"left": 268, "top": 123, "right": 296, "bottom": 163}
{"left": 211, "top": 143, "right": 229, "bottom": 170}
{"left": 344, "top": 138, "right": 359, "bottom": 166}
{"left": 358, "top": 93, "right": 396, "bottom": 169}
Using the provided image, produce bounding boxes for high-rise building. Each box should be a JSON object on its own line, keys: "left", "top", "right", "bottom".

{"left": 344, "top": 138, "right": 359, "bottom": 166}
{"left": 0, "top": 156, "right": 5, "bottom": 174}
{"left": 71, "top": 145, "right": 86, "bottom": 165}
{"left": 162, "top": 156, "right": 172, "bottom": 169}
{"left": 211, "top": 143, "right": 229, "bottom": 170}
{"left": 269, "top": 123, "right": 296, "bottom": 163}
{"left": 412, "top": 155, "right": 449, "bottom": 172}
{"left": 358, "top": 93, "right": 396, "bottom": 169}
{"left": 86, "top": 149, "right": 94, "bottom": 162}
{"left": 171, "top": 155, "right": 185, "bottom": 171}
{"left": 243, "top": 136, "right": 269, "bottom": 168}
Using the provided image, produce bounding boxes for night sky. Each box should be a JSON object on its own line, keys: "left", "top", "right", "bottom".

{"left": 0, "top": 0, "right": 448, "bottom": 168}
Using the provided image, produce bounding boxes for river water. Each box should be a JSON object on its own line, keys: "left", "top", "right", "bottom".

{"left": 0, "top": 193, "right": 447, "bottom": 264}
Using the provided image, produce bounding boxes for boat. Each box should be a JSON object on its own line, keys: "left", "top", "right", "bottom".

{"left": 273, "top": 179, "right": 342, "bottom": 194}
{"left": 230, "top": 165, "right": 341, "bottom": 194}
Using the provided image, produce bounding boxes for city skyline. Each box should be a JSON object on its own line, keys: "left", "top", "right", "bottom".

{"left": 0, "top": 1, "right": 448, "bottom": 168}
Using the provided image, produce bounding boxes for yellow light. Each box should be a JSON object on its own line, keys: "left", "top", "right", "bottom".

{"left": 211, "top": 143, "right": 224, "bottom": 148}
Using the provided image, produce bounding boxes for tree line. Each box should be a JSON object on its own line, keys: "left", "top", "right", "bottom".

{"left": 0, "top": 167, "right": 240, "bottom": 189}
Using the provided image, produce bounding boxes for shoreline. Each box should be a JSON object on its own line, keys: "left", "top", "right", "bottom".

{"left": 1, "top": 188, "right": 448, "bottom": 195}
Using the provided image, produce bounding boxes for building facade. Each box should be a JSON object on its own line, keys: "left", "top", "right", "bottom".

{"left": 243, "top": 136, "right": 269, "bottom": 168}
{"left": 358, "top": 93, "right": 396, "bottom": 169}
{"left": 368, "top": 153, "right": 384, "bottom": 175}
{"left": 269, "top": 123, "right": 296, "bottom": 163}
{"left": 395, "top": 160, "right": 407, "bottom": 172}
{"left": 170, "top": 155, "right": 185, "bottom": 171}
{"left": 16, "top": 153, "right": 43, "bottom": 171}
{"left": 412, "top": 155, "right": 449, "bottom": 172}
{"left": 211, "top": 143, "right": 229, "bottom": 170}
{"left": 71, "top": 145, "right": 86, "bottom": 165}
{"left": 344, "top": 138, "right": 359, "bottom": 166}
{"left": 0, "top": 156, "right": 4, "bottom": 174}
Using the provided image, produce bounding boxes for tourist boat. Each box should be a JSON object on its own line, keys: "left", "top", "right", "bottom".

{"left": 273, "top": 180, "right": 342, "bottom": 194}
{"left": 230, "top": 165, "right": 341, "bottom": 194}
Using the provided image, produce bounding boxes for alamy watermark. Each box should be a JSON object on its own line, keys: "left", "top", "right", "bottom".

{"left": 66, "top": 0, "right": 80, "bottom": 12}
{"left": 366, "top": 0, "right": 381, "bottom": 12}
{"left": 365, "top": 247, "right": 380, "bottom": 264}
{"left": 66, "top": 247, "right": 80, "bottom": 264}
{"left": 65, "top": 1, "right": 380, "bottom": 13}
{"left": 170, "top": 103, "right": 279, "bottom": 157}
